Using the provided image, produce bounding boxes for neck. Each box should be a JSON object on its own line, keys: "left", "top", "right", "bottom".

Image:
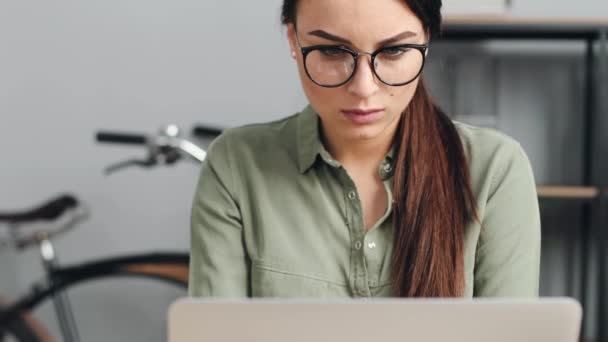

{"left": 321, "top": 124, "right": 397, "bottom": 176}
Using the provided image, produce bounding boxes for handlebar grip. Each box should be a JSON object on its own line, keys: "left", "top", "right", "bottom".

{"left": 192, "top": 125, "right": 223, "bottom": 138}
{"left": 96, "top": 132, "right": 148, "bottom": 145}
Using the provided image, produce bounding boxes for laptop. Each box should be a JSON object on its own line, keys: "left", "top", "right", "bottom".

{"left": 168, "top": 297, "right": 582, "bottom": 342}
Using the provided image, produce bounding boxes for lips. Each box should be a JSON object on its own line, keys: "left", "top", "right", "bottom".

{"left": 341, "top": 108, "right": 384, "bottom": 115}
{"left": 341, "top": 108, "right": 385, "bottom": 125}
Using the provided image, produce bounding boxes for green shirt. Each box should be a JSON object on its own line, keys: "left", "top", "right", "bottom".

{"left": 188, "top": 105, "right": 541, "bottom": 298}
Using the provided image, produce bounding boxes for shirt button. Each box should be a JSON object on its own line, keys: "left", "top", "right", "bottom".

{"left": 348, "top": 191, "right": 357, "bottom": 200}
{"left": 354, "top": 241, "right": 362, "bottom": 250}
{"left": 368, "top": 242, "right": 376, "bottom": 249}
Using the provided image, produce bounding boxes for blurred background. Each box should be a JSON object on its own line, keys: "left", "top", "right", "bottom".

{"left": 0, "top": 0, "right": 607, "bottom": 341}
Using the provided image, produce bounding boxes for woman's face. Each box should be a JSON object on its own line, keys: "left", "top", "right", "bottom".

{"left": 287, "top": 0, "right": 427, "bottom": 144}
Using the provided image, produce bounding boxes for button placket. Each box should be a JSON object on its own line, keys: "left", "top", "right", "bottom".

{"left": 354, "top": 241, "right": 362, "bottom": 250}
{"left": 379, "top": 160, "right": 394, "bottom": 180}
{"left": 338, "top": 169, "right": 369, "bottom": 298}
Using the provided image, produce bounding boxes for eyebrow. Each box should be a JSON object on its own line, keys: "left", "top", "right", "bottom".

{"left": 306, "top": 29, "right": 418, "bottom": 47}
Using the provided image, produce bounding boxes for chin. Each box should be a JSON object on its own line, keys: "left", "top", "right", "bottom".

{"left": 345, "top": 126, "right": 386, "bottom": 141}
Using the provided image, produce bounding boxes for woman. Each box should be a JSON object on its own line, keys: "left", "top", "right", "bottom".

{"left": 188, "top": 0, "right": 540, "bottom": 298}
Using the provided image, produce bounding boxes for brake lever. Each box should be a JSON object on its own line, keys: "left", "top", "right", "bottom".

{"left": 156, "top": 145, "right": 181, "bottom": 165}
{"left": 176, "top": 139, "right": 207, "bottom": 162}
{"left": 97, "top": 124, "right": 207, "bottom": 175}
{"left": 104, "top": 158, "right": 157, "bottom": 175}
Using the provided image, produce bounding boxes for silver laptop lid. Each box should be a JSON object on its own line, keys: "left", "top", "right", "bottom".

{"left": 168, "top": 297, "right": 582, "bottom": 342}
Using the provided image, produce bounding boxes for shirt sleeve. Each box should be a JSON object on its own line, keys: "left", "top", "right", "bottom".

{"left": 474, "top": 142, "right": 541, "bottom": 297}
{"left": 188, "top": 134, "right": 250, "bottom": 297}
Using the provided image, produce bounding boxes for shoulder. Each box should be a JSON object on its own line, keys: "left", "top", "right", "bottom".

{"left": 453, "top": 121, "right": 534, "bottom": 199}
{"left": 203, "top": 111, "right": 301, "bottom": 171}
{"left": 457, "top": 123, "right": 541, "bottom": 297}
{"left": 224, "top": 114, "right": 297, "bottom": 146}
{"left": 453, "top": 121, "right": 523, "bottom": 160}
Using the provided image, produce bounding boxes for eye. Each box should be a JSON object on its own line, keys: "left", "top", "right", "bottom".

{"left": 381, "top": 46, "right": 410, "bottom": 57}
{"left": 318, "top": 46, "right": 349, "bottom": 57}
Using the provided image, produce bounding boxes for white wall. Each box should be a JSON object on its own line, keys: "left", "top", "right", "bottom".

{"left": 0, "top": 0, "right": 304, "bottom": 340}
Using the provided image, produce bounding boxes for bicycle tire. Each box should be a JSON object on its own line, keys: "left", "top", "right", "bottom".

{"left": 0, "top": 304, "right": 52, "bottom": 342}
{"left": 1, "top": 253, "right": 189, "bottom": 331}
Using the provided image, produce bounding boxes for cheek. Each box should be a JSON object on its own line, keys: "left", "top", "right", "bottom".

{"left": 396, "top": 81, "right": 419, "bottom": 101}
{"left": 296, "top": 59, "right": 320, "bottom": 98}
{"left": 300, "top": 76, "right": 340, "bottom": 117}
{"left": 302, "top": 80, "right": 328, "bottom": 105}
{"left": 386, "top": 82, "right": 419, "bottom": 113}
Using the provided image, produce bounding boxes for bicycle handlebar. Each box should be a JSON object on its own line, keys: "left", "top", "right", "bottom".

{"left": 192, "top": 125, "right": 223, "bottom": 138}
{"left": 96, "top": 124, "right": 220, "bottom": 174}
{"left": 96, "top": 132, "right": 148, "bottom": 145}
{"left": 2, "top": 124, "right": 223, "bottom": 250}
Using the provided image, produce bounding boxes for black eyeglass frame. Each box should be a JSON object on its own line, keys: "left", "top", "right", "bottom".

{"left": 295, "top": 34, "right": 429, "bottom": 88}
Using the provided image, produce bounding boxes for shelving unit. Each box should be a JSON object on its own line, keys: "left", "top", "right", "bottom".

{"left": 440, "top": 16, "right": 608, "bottom": 341}
{"left": 537, "top": 186, "right": 600, "bottom": 199}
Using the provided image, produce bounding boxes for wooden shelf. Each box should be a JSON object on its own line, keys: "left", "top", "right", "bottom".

{"left": 444, "top": 15, "right": 608, "bottom": 27}
{"left": 537, "top": 185, "right": 600, "bottom": 199}
{"left": 440, "top": 16, "right": 608, "bottom": 40}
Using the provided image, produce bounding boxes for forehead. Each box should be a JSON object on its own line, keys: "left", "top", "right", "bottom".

{"left": 295, "top": 0, "right": 425, "bottom": 42}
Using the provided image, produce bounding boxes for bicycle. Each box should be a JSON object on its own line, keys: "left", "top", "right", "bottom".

{"left": 0, "top": 124, "right": 221, "bottom": 341}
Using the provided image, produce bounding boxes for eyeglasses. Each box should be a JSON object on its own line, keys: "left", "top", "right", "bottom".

{"left": 295, "top": 31, "right": 428, "bottom": 88}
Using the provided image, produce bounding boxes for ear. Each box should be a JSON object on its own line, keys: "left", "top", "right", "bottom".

{"left": 286, "top": 24, "right": 298, "bottom": 58}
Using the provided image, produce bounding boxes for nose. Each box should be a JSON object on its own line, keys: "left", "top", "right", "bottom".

{"left": 346, "top": 54, "right": 380, "bottom": 99}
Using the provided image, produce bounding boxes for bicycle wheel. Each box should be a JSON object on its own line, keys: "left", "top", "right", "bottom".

{"left": 2, "top": 252, "right": 188, "bottom": 342}
{"left": 0, "top": 304, "right": 52, "bottom": 342}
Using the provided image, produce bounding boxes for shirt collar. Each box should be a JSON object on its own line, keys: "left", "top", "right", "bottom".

{"left": 296, "top": 104, "right": 396, "bottom": 180}
{"left": 296, "top": 105, "right": 324, "bottom": 173}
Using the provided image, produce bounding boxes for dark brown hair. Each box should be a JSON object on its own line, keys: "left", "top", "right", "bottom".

{"left": 281, "top": 0, "right": 477, "bottom": 297}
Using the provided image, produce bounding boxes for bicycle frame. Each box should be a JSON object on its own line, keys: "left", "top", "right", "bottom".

{"left": 0, "top": 124, "right": 218, "bottom": 340}
{"left": 0, "top": 251, "right": 188, "bottom": 340}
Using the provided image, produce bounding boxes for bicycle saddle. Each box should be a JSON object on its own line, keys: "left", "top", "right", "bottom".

{"left": 0, "top": 194, "right": 79, "bottom": 224}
